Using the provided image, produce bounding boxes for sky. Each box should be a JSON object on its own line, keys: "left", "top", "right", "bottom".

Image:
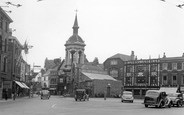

{"left": 1, "top": 0, "right": 184, "bottom": 68}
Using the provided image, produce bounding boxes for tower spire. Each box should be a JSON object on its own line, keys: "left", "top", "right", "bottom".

{"left": 73, "top": 10, "right": 79, "bottom": 35}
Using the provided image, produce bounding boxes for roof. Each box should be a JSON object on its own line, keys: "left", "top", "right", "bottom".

{"left": 81, "top": 64, "right": 104, "bottom": 72}
{"left": 160, "top": 56, "right": 184, "bottom": 61}
{"left": 44, "top": 59, "right": 56, "bottom": 70}
{"left": 42, "top": 69, "right": 52, "bottom": 76}
{"left": 82, "top": 72, "right": 117, "bottom": 81}
{"left": 65, "top": 34, "right": 85, "bottom": 45}
{"left": 109, "top": 53, "right": 131, "bottom": 61}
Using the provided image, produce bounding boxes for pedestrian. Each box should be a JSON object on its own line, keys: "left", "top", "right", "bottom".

{"left": 104, "top": 91, "right": 106, "bottom": 100}
{"left": 4, "top": 89, "right": 8, "bottom": 100}
{"left": 13, "top": 92, "right": 16, "bottom": 100}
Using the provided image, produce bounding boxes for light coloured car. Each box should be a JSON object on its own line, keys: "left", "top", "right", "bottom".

{"left": 41, "top": 90, "right": 50, "bottom": 99}
{"left": 167, "top": 93, "right": 183, "bottom": 107}
{"left": 121, "top": 91, "right": 134, "bottom": 103}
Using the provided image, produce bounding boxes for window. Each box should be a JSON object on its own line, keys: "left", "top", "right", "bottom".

{"left": 163, "top": 76, "right": 167, "bottom": 81}
{"left": 163, "top": 63, "right": 168, "bottom": 70}
{"left": 0, "top": 17, "right": 3, "bottom": 28}
{"left": 110, "top": 69, "right": 118, "bottom": 78}
{"left": 0, "top": 36, "right": 2, "bottom": 51}
{"left": 137, "top": 66, "right": 146, "bottom": 72}
{"left": 172, "top": 63, "right": 177, "bottom": 70}
{"left": 172, "top": 75, "right": 177, "bottom": 85}
{"left": 173, "top": 76, "right": 176, "bottom": 81}
{"left": 182, "top": 63, "right": 184, "bottom": 70}
{"left": 1, "top": 57, "right": 7, "bottom": 72}
{"left": 151, "top": 64, "right": 158, "bottom": 71}
{"left": 110, "top": 60, "right": 118, "bottom": 65}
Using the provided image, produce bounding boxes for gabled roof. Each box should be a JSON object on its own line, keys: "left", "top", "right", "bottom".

{"left": 42, "top": 69, "right": 52, "bottom": 76}
{"left": 82, "top": 72, "right": 117, "bottom": 81}
{"left": 81, "top": 64, "right": 104, "bottom": 72}
{"left": 109, "top": 53, "right": 131, "bottom": 61}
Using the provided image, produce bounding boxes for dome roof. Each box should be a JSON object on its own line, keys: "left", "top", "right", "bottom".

{"left": 65, "top": 34, "right": 85, "bottom": 45}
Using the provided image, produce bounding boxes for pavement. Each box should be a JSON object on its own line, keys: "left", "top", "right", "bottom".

{"left": 0, "top": 94, "right": 38, "bottom": 103}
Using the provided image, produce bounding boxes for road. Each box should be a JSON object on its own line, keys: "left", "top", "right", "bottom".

{"left": 0, "top": 95, "right": 184, "bottom": 115}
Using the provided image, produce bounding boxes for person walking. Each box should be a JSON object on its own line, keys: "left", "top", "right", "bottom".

{"left": 13, "top": 92, "right": 16, "bottom": 100}
{"left": 4, "top": 89, "right": 8, "bottom": 100}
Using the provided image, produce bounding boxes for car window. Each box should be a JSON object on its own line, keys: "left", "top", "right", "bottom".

{"left": 123, "top": 92, "right": 132, "bottom": 95}
{"left": 146, "top": 91, "right": 159, "bottom": 97}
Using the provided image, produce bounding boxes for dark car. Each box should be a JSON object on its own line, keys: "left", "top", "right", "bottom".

{"left": 167, "top": 93, "right": 183, "bottom": 107}
{"left": 74, "top": 89, "right": 89, "bottom": 101}
{"left": 143, "top": 90, "right": 172, "bottom": 108}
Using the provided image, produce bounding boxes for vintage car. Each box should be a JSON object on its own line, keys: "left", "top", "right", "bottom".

{"left": 167, "top": 93, "right": 183, "bottom": 107}
{"left": 121, "top": 91, "right": 134, "bottom": 103}
{"left": 41, "top": 89, "right": 50, "bottom": 99}
{"left": 143, "top": 90, "right": 172, "bottom": 108}
{"left": 74, "top": 89, "right": 89, "bottom": 101}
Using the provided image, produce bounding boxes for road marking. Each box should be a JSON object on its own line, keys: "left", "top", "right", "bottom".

{"left": 52, "top": 104, "right": 56, "bottom": 108}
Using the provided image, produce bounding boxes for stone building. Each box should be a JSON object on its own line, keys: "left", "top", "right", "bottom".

{"left": 57, "top": 13, "right": 121, "bottom": 96}
{"left": 0, "top": 7, "right": 13, "bottom": 99}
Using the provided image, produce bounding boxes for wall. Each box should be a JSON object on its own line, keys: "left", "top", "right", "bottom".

{"left": 93, "top": 79, "right": 122, "bottom": 97}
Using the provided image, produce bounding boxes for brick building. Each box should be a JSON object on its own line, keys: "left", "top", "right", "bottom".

{"left": 123, "top": 53, "right": 184, "bottom": 98}
{"left": 103, "top": 51, "right": 135, "bottom": 80}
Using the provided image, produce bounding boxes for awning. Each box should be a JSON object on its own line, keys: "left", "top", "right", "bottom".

{"left": 14, "top": 81, "right": 25, "bottom": 88}
{"left": 21, "top": 82, "right": 30, "bottom": 89}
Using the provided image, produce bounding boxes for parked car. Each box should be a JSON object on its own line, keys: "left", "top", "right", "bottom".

{"left": 121, "top": 91, "right": 134, "bottom": 103}
{"left": 143, "top": 90, "right": 172, "bottom": 108}
{"left": 167, "top": 93, "right": 183, "bottom": 107}
{"left": 41, "top": 90, "right": 50, "bottom": 99}
{"left": 74, "top": 89, "right": 89, "bottom": 101}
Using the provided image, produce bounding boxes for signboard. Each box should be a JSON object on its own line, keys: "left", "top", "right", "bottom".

{"left": 180, "top": 87, "right": 184, "bottom": 91}
{"left": 3, "top": 81, "right": 12, "bottom": 89}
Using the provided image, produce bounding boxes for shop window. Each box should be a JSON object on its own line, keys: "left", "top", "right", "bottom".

{"left": 134, "top": 90, "right": 140, "bottom": 95}
{"left": 182, "top": 63, "right": 184, "bottom": 70}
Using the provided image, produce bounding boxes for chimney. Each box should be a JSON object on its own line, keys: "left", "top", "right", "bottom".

{"left": 163, "top": 52, "right": 166, "bottom": 58}
{"left": 131, "top": 51, "right": 135, "bottom": 60}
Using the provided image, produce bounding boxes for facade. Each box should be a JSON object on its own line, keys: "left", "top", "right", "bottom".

{"left": 0, "top": 7, "right": 13, "bottom": 99}
{"left": 160, "top": 53, "right": 184, "bottom": 89}
{"left": 123, "top": 53, "right": 184, "bottom": 98}
{"left": 103, "top": 51, "right": 135, "bottom": 80}
{"left": 49, "top": 67, "right": 58, "bottom": 95}
{"left": 124, "top": 59, "right": 160, "bottom": 98}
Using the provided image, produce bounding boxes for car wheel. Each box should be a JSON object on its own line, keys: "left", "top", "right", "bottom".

{"left": 132, "top": 101, "right": 133, "bottom": 103}
{"left": 145, "top": 104, "right": 148, "bottom": 108}
{"left": 177, "top": 102, "right": 180, "bottom": 107}
{"left": 75, "top": 99, "right": 77, "bottom": 101}
{"left": 121, "top": 100, "right": 123, "bottom": 102}
{"left": 168, "top": 102, "right": 171, "bottom": 108}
